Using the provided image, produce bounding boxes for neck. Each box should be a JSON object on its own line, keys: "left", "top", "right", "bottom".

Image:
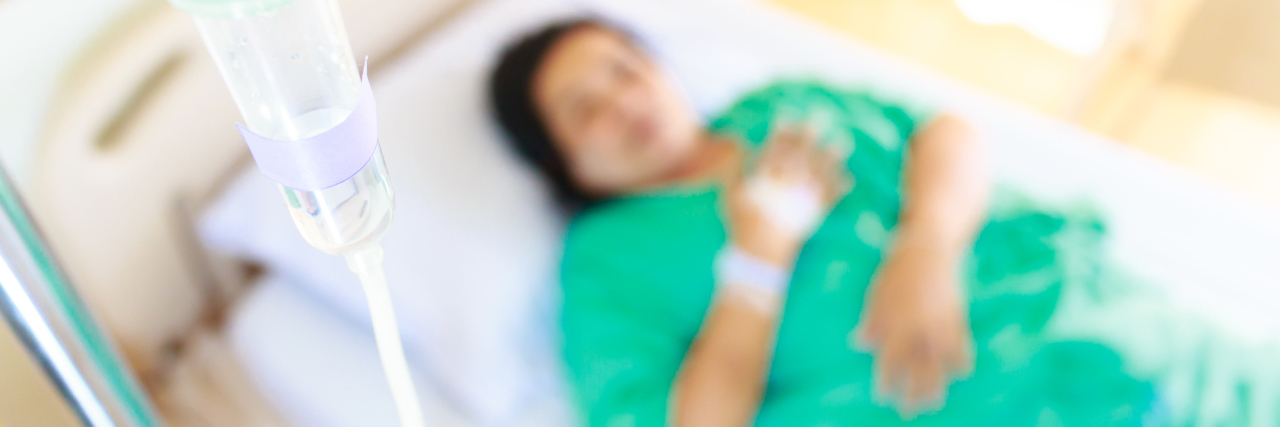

{"left": 652, "top": 132, "right": 742, "bottom": 188}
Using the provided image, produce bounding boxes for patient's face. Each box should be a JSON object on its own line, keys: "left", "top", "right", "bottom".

{"left": 533, "top": 27, "right": 700, "bottom": 196}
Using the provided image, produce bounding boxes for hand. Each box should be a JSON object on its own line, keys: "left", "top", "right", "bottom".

{"left": 854, "top": 235, "right": 973, "bottom": 418}
{"left": 726, "top": 128, "right": 852, "bottom": 265}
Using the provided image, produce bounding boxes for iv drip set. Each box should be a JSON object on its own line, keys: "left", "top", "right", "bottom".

{"left": 167, "top": 0, "right": 423, "bottom": 425}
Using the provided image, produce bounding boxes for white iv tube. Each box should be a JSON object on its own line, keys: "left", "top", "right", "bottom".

{"left": 347, "top": 247, "right": 424, "bottom": 427}
{"left": 169, "top": 0, "right": 425, "bottom": 425}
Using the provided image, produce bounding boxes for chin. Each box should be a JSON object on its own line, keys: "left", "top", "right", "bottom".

{"left": 650, "top": 136, "right": 695, "bottom": 163}
{"left": 640, "top": 140, "right": 697, "bottom": 181}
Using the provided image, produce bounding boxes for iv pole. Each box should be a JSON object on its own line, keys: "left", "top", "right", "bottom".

{"left": 0, "top": 163, "right": 161, "bottom": 427}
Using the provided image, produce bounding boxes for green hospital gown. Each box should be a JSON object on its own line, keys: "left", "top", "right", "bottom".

{"left": 559, "top": 81, "right": 1279, "bottom": 426}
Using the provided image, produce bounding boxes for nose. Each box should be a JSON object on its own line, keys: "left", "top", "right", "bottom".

{"left": 605, "top": 80, "right": 647, "bottom": 123}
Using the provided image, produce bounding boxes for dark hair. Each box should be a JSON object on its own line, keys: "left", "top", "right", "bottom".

{"left": 488, "top": 19, "right": 607, "bottom": 213}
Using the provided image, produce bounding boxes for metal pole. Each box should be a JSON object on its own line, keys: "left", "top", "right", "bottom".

{"left": 0, "top": 164, "right": 162, "bottom": 427}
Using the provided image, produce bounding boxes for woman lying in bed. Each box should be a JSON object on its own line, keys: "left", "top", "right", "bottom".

{"left": 489, "top": 19, "right": 1268, "bottom": 427}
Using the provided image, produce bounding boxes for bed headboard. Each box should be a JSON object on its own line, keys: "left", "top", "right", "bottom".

{"left": 27, "top": 0, "right": 477, "bottom": 397}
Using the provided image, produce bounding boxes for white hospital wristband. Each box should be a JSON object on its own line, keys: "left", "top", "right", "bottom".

{"left": 714, "top": 245, "right": 791, "bottom": 312}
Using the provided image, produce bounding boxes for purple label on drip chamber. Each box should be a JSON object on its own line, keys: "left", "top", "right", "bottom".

{"left": 236, "top": 58, "right": 379, "bottom": 191}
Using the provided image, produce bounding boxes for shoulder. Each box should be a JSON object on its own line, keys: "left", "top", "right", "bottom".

{"left": 707, "top": 80, "right": 830, "bottom": 130}
{"left": 709, "top": 80, "right": 936, "bottom": 146}
{"left": 712, "top": 80, "right": 931, "bottom": 120}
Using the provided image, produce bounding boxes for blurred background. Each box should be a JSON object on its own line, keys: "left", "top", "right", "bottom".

{"left": 1, "top": 0, "right": 1276, "bottom": 426}
{"left": 772, "top": 0, "right": 1280, "bottom": 208}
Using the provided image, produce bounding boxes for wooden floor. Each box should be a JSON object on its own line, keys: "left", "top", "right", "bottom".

{"left": 766, "top": 0, "right": 1280, "bottom": 210}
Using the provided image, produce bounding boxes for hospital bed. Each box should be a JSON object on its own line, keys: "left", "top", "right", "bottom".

{"left": 29, "top": 0, "right": 1280, "bottom": 425}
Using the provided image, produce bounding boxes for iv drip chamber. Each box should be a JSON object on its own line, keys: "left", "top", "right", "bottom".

{"left": 175, "top": 0, "right": 394, "bottom": 255}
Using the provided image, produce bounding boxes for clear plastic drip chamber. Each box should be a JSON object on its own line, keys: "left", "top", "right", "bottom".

{"left": 188, "top": 0, "right": 393, "bottom": 255}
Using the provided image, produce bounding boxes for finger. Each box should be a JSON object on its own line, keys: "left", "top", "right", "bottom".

{"left": 827, "top": 134, "right": 855, "bottom": 163}
{"left": 931, "top": 311, "right": 971, "bottom": 373}
{"left": 852, "top": 317, "right": 881, "bottom": 351}
{"left": 777, "top": 125, "right": 805, "bottom": 148}
{"left": 903, "top": 341, "right": 945, "bottom": 414}
{"left": 769, "top": 108, "right": 806, "bottom": 136}
{"left": 850, "top": 329, "right": 871, "bottom": 353}
{"left": 796, "top": 126, "right": 818, "bottom": 152}
{"left": 810, "top": 143, "right": 840, "bottom": 179}
{"left": 779, "top": 131, "right": 812, "bottom": 178}
{"left": 944, "top": 323, "right": 976, "bottom": 379}
{"left": 761, "top": 124, "right": 806, "bottom": 164}
{"left": 820, "top": 140, "right": 844, "bottom": 162}
{"left": 757, "top": 134, "right": 787, "bottom": 174}
{"left": 810, "top": 142, "right": 850, "bottom": 180}
{"left": 812, "top": 158, "right": 833, "bottom": 180}
{"left": 788, "top": 125, "right": 818, "bottom": 156}
{"left": 797, "top": 132, "right": 822, "bottom": 177}
{"left": 797, "top": 117, "right": 823, "bottom": 142}
{"left": 761, "top": 130, "right": 801, "bottom": 178}
{"left": 873, "top": 333, "right": 910, "bottom": 405}
{"left": 855, "top": 294, "right": 885, "bottom": 348}
{"left": 817, "top": 156, "right": 853, "bottom": 204}
{"left": 832, "top": 171, "right": 855, "bottom": 204}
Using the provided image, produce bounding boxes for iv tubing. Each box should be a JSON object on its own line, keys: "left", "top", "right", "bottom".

{"left": 346, "top": 246, "right": 425, "bottom": 427}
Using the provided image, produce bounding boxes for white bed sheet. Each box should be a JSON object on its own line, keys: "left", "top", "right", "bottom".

{"left": 208, "top": 0, "right": 1280, "bottom": 425}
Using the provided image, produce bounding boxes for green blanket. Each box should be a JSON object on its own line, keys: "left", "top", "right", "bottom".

{"left": 559, "top": 81, "right": 1278, "bottom": 426}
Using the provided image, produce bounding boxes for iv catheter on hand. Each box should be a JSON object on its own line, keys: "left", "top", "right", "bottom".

{"left": 166, "top": 0, "right": 424, "bottom": 425}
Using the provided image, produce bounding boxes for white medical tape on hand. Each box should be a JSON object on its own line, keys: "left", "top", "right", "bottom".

{"left": 744, "top": 175, "right": 824, "bottom": 237}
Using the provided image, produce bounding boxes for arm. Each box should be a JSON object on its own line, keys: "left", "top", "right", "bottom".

{"left": 898, "top": 114, "right": 989, "bottom": 254}
{"left": 673, "top": 130, "right": 851, "bottom": 426}
{"left": 858, "top": 114, "right": 988, "bottom": 415}
{"left": 672, "top": 286, "right": 784, "bottom": 427}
